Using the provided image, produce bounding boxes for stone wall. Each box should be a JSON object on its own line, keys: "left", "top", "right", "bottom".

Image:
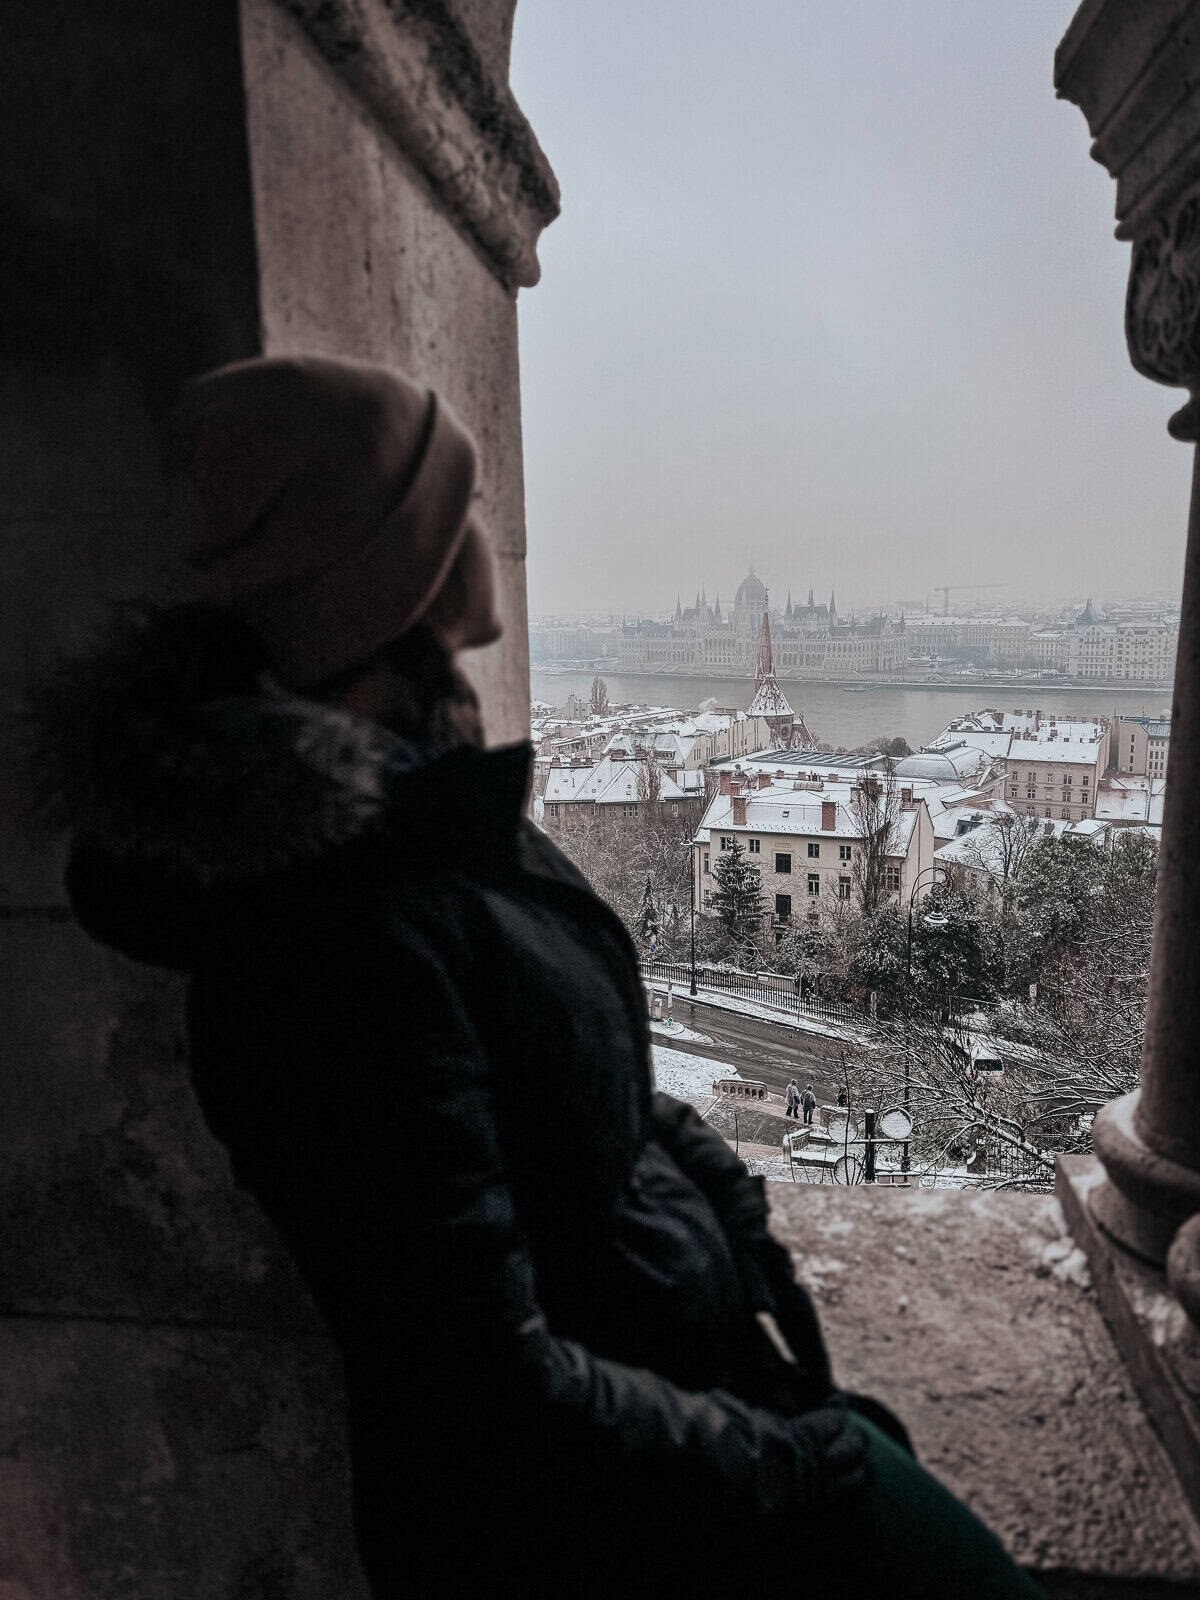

{"left": 0, "top": 2, "right": 555, "bottom": 1590}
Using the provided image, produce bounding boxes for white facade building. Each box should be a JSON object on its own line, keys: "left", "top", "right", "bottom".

{"left": 693, "top": 768, "right": 936, "bottom": 929}
{"left": 618, "top": 568, "right": 907, "bottom": 679}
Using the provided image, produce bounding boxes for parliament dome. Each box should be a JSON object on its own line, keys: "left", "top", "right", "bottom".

{"left": 734, "top": 569, "right": 767, "bottom": 610}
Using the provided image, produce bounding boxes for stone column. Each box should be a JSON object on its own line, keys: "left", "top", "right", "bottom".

{"left": 1056, "top": 7, "right": 1200, "bottom": 1288}
{"left": 0, "top": 0, "right": 556, "bottom": 1590}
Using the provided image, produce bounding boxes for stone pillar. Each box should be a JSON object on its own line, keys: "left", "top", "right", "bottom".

{"left": 1056, "top": 7, "right": 1200, "bottom": 1288}
{"left": 0, "top": 1, "right": 555, "bottom": 1591}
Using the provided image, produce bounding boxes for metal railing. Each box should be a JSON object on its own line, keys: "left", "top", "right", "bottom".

{"left": 643, "top": 959, "right": 861, "bottom": 1025}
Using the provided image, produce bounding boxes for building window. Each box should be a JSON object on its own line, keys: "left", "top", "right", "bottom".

{"left": 839, "top": 844, "right": 852, "bottom": 861}
{"left": 702, "top": 889, "right": 711, "bottom": 906}
{"left": 807, "top": 908, "right": 820, "bottom": 928}
{"left": 775, "top": 893, "right": 792, "bottom": 921}
{"left": 702, "top": 851, "right": 710, "bottom": 875}
{"left": 548, "top": 804, "right": 559, "bottom": 816}
{"left": 807, "top": 873, "right": 821, "bottom": 897}
{"left": 808, "top": 842, "right": 820, "bottom": 858}
{"left": 776, "top": 852, "right": 792, "bottom": 874}
{"left": 748, "top": 838, "right": 760, "bottom": 853}
{"left": 720, "top": 835, "right": 733, "bottom": 850}
{"left": 884, "top": 865, "right": 901, "bottom": 894}
{"left": 1062, "top": 809, "right": 1071, "bottom": 820}
{"left": 838, "top": 875, "right": 851, "bottom": 901}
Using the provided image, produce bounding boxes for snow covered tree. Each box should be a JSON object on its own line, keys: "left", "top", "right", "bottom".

{"left": 637, "top": 747, "right": 662, "bottom": 816}
{"left": 709, "top": 837, "right": 765, "bottom": 951}
{"left": 589, "top": 675, "right": 609, "bottom": 717}
{"left": 849, "top": 764, "right": 901, "bottom": 915}
{"left": 636, "top": 875, "right": 660, "bottom": 943}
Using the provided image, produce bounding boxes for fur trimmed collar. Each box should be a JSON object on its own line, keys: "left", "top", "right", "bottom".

{"left": 29, "top": 606, "right": 455, "bottom": 884}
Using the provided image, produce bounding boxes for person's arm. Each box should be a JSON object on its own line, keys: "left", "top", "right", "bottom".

{"left": 346, "top": 912, "right": 866, "bottom": 1521}
{"left": 647, "top": 1092, "right": 832, "bottom": 1392}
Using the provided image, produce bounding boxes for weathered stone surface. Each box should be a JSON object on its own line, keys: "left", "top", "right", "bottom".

{"left": 242, "top": 0, "right": 533, "bottom": 744}
{"left": 1060, "top": 1157, "right": 1200, "bottom": 1524}
{"left": 0, "top": 0, "right": 551, "bottom": 1582}
{"left": 0, "top": 922, "right": 317, "bottom": 1328}
{"left": 281, "top": 0, "right": 558, "bottom": 287}
{"left": 0, "top": 1320, "right": 366, "bottom": 1599}
{"left": 767, "top": 1183, "right": 1200, "bottom": 1590}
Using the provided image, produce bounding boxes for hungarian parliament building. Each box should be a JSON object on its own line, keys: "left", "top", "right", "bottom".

{"left": 616, "top": 568, "right": 907, "bottom": 679}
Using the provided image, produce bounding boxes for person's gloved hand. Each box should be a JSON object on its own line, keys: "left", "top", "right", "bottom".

{"left": 790, "top": 1401, "right": 872, "bottom": 1502}
{"left": 843, "top": 1389, "right": 915, "bottom": 1456}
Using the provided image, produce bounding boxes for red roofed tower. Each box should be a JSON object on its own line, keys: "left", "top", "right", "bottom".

{"left": 748, "top": 610, "right": 818, "bottom": 751}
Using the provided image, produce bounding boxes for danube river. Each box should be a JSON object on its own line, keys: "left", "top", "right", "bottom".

{"left": 529, "top": 669, "right": 1171, "bottom": 752}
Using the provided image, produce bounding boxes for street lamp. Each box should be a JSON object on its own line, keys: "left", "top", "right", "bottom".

{"left": 681, "top": 838, "right": 698, "bottom": 997}
{"left": 901, "top": 862, "right": 945, "bottom": 1175}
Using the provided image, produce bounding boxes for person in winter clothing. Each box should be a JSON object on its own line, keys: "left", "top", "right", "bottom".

{"left": 801, "top": 1085, "right": 818, "bottom": 1126}
{"left": 785, "top": 1079, "right": 802, "bottom": 1118}
{"left": 36, "top": 355, "right": 1045, "bottom": 1599}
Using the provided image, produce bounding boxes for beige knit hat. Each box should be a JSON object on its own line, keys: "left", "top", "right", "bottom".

{"left": 165, "top": 354, "right": 496, "bottom": 686}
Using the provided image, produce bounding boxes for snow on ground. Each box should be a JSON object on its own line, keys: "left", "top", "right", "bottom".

{"left": 649, "top": 1018, "right": 714, "bottom": 1046}
{"left": 645, "top": 980, "right": 867, "bottom": 1042}
{"left": 741, "top": 1151, "right": 795, "bottom": 1183}
{"left": 651, "top": 1044, "right": 739, "bottom": 1102}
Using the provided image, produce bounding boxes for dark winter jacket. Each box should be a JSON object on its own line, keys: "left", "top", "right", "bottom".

{"left": 42, "top": 612, "right": 885, "bottom": 1594}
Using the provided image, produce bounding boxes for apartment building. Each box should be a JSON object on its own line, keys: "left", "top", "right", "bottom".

{"left": 1002, "top": 717, "right": 1111, "bottom": 821}
{"left": 694, "top": 768, "right": 935, "bottom": 930}
{"left": 1111, "top": 714, "right": 1171, "bottom": 781}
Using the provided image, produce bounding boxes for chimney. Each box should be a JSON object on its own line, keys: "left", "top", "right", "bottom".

{"left": 900, "top": 786, "right": 913, "bottom": 807}
{"left": 731, "top": 796, "right": 747, "bottom": 825}
{"left": 821, "top": 799, "right": 837, "bottom": 831}
{"left": 719, "top": 771, "right": 732, "bottom": 795}
{"left": 758, "top": 772, "right": 771, "bottom": 789}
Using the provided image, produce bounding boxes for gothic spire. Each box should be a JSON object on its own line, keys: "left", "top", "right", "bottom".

{"left": 755, "top": 609, "right": 775, "bottom": 681}
{"left": 808, "top": 586, "right": 815, "bottom": 608}
{"left": 714, "top": 592, "right": 722, "bottom": 622}
{"left": 785, "top": 590, "right": 793, "bottom": 620}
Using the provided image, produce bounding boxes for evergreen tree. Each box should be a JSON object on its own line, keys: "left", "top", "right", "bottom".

{"left": 709, "top": 838, "right": 765, "bottom": 951}
{"left": 589, "top": 675, "right": 609, "bottom": 717}
{"left": 636, "top": 875, "right": 660, "bottom": 943}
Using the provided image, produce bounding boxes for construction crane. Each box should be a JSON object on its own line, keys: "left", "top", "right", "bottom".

{"left": 932, "top": 582, "right": 1010, "bottom": 616}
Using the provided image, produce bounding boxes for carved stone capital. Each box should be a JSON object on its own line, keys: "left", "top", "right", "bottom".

{"left": 1126, "top": 189, "right": 1200, "bottom": 440}
{"left": 283, "top": 0, "right": 559, "bottom": 288}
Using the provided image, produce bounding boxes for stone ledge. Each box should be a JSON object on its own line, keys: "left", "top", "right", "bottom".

{"left": 1058, "top": 1154, "right": 1200, "bottom": 1524}
{"left": 281, "top": 0, "right": 559, "bottom": 287}
{"left": 766, "top": 1182, "right": 1200, "bottom": 1595}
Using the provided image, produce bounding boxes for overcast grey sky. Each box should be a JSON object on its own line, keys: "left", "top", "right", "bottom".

{"left": 509, "top": 0, "right": 1193, "bottom": 620}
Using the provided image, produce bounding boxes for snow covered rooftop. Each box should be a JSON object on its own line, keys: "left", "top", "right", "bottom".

{"left": 895, "top": 743, "right": 987, "bottom": 781}
{"left": 544, "top": 754, "right": 704, "bottom": 807}
{"left": 931, "top": 709, "right": 1108, "bottom": 766}
{"left": 935, "top": 814, "right": 1108, "bottom": 876}
{"left": 747, "top": 679, "right": 794, "bottom": 718}
{"left": 697, "top": 784, "right": 919, "bottom": 854}
{"left": 1094, "top": 776, "right": 1166, "bottom": 826}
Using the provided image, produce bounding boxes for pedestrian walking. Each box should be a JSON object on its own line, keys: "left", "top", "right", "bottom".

{"left": 802, "top": 1085, "right": 818, "bottom": 1126}
{"left": 41, "top": 354, "right": 1046, "bottom": 1600}
{"left": 785, "top": 1079, "right": 802, "bottom": 1118}
{"left": 837, "top": 1087, "right": 848, "bottom": 1108}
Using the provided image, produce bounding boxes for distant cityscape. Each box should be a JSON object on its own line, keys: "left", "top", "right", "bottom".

{"left": 531, "top": 566, "right": 1181, "bottom": 688}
